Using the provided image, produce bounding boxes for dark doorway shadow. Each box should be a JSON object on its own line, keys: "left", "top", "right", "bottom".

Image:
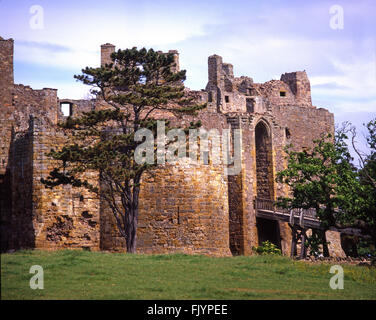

{"left": 256, "top": 217, "right": 281, "bottom": 249}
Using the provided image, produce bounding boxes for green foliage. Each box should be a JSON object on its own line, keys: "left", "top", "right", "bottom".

{"left": 304, "top": 231, "right": 329, "bottom": 258}
{"left": 41, "top": 47, "right": 206, "bottom": 252}
{"left": 355, "top": 119, "right": 376, "bottom": 246}
{"left": 276, "top": 131, "right": 361, "bottom": 231}
{"left": 276, "top": 118, "right": 376, "bottom": 252}
{"left": 357, "top": 239, "right": 376, "bottom": 259}
{"left": 252, "top": 241, "right": 282, "bottom": 255}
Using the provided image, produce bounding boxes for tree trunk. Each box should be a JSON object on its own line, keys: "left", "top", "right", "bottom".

{"left": 125, "top": 207, "right": 138, "bottom": 253}
{"left": 322, "top": 230, "right": 329, "bottom": 257}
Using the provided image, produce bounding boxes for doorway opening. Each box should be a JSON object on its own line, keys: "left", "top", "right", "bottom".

{"left": 256, "top": 218, "right": 281, "bottom": 249}
{"left": 255, "top": 121, "right": 274, "bottom": 200}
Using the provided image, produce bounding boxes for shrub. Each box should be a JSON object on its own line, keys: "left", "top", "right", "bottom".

{"left": 357, "top": 239, "right": 376, "bottom": 264}
{"left": 252, "top": 241, "right": 282, "bottom": 255}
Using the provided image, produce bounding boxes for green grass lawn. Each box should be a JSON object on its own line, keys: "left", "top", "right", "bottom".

{"left": 1, "top": 250, "right": 375, "bottom": 300}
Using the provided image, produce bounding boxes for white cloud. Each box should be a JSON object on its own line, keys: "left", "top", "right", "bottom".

{"left": 3, "top": 0, "right": 375, "bottom": 112}
{"left": 330, "top": 100, "right": 376, "bottom": 113}
{"left": 14, "top": 42, "right": 99, "bottom": 69}
{"left": 310, "top": 58, "right": 376, "bottom": 112}
{"left": 27, "top": 80, "right": 91, "bottom": 100}
{"left": 7, "top": 0, "right": 222, "bottom": 70}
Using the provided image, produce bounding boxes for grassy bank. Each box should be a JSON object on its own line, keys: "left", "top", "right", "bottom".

{"left": 1, "top": 250, "right": 375, "bottom": 300}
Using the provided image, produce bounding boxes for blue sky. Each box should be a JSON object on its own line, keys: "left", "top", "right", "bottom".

{"left": 0, "top": 0, "right": 375, "bottom": 157}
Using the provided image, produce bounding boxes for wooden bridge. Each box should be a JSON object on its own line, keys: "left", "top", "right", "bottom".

{"left": 254, "top": 197, "right": 325, "bottom": 257}
{"left": 254, "top": 197, "right": 361, "bottom": 258}
{"left": 254, "top": 197, "right": 322, "bottom": 229}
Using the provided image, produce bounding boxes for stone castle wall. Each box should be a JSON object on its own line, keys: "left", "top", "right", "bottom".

{"left": 0, "top": 37, "right": 345, "bottom": 257}
{"left": 101, "top": 160, "right": 231, "bottom": 256}
{"left": 31, "top": 119, "right": 101, "bottom": 251}
{"left": 0, "top": 37, "right": 13, "bottom": 107}
{"left": 100, "top": 111, "right": 232, "bottom": 255}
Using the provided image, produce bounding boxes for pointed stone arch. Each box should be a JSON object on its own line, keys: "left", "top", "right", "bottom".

{"left": 254, "top": 119, "right": 274, "bottom": 200}
{"left": 255, "top": 119, "right": 281, "bottom": 249}
{"left": 255, "top": 118, "right": 272, "bottom": 138}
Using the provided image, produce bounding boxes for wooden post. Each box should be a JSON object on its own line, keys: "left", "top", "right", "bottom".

{"left": 289, "top": 209, "right": 294, "bottom": 225}
{"left": 322, "top": 231, "right": 329, "bottom": 257}
{"left": 299, "top": 208, "right": 304, "bottom": 228}
{"left": 300, "top": 228, "right": 307, "bottom": 259}
{"left": 290, "top": 226, "right": 297, "bottom": 257}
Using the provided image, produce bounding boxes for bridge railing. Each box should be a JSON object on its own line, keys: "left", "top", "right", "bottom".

{"left": 254, "top": 197, "right": 318, "bottom": 221}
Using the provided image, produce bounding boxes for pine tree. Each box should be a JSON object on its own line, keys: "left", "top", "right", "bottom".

{"left": 42, "top": 48, "right": 205, "bottom": 253}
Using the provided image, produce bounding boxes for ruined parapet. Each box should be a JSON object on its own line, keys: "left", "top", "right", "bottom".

{"left": 205, "top": 55, "right": 314, "bottom": 114}
{"left": 223, "top": 63, "right": 234, "bottom": 94}
{"left": 237, "top": 76, "right": 254, "bottom": 95}
{"left": 206, "top": 55, "right": 256, "bottom": 114}
{"left": 1, "top": 38, "right": 59, "bottom": 175}
{"left": 11, "top": 85, "right": 58, "bottom": 130}
{"left": 206, "top": 55, "right": 240, "bottom": 113}
{"left": 58, "top": 98, "right": 96, "bottom": 119}
{"left": 247, "top": 72, "right": 315, "bottom": 110}
{"left": 281, "top": 71, "right": 312, "bottom": 106}
{"left": 100, "top": 43, "right": 116, "bottom": 67}
{"left": 222, "top": 63, "right": 234, "bottom": 79}
{"left": 168, "top": 50, "right": 180, "bottom": 73}
{"left": 0, "top": 37, "right": 14, "bottom": 107}
{"left": 41, "top": 88, "right": 59, "bottom": 124}
{"left": 207, "top": 54, "right": 223, "bottom": 87}
{"left": 254, "top": 80, "right": 296, "bottom": 108}
{"left": 0, "top": 37, "right": 58, "bottom": 129}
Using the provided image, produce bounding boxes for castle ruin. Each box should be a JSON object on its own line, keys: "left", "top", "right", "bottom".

{"left": 0, "top": 37, "right": 345, "bottom": 257}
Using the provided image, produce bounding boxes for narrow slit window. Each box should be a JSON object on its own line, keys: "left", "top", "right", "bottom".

{"left": 246, "top": 98, "right": 254, "bottom": 113}
{"left": 285, "top": 128, "right": 291, "bottom": 139}
{"left": 225, "top": 95, "right": 230, "bottom": 103}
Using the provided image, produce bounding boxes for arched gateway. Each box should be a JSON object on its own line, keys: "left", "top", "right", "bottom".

{"left": 255, "top": 120, "right": 281, "bottom": 249}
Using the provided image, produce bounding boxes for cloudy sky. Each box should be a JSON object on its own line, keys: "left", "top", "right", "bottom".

{"left": 0, "top": 0, "right": 375, "bottom": 156}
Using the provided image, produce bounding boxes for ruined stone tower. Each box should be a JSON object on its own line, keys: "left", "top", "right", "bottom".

{"left": 0, "top": 37, "right": 345, "bottom": 257}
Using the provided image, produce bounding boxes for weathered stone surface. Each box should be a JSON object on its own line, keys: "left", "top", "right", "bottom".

{"left": 101, "top": 161, "right": 231, "bottom": 256}
{"left": 0, "top": 37, "right": 346, "bottom": 257}
{"left": 326, "top": 230, "right": 346, "bottom": 258}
